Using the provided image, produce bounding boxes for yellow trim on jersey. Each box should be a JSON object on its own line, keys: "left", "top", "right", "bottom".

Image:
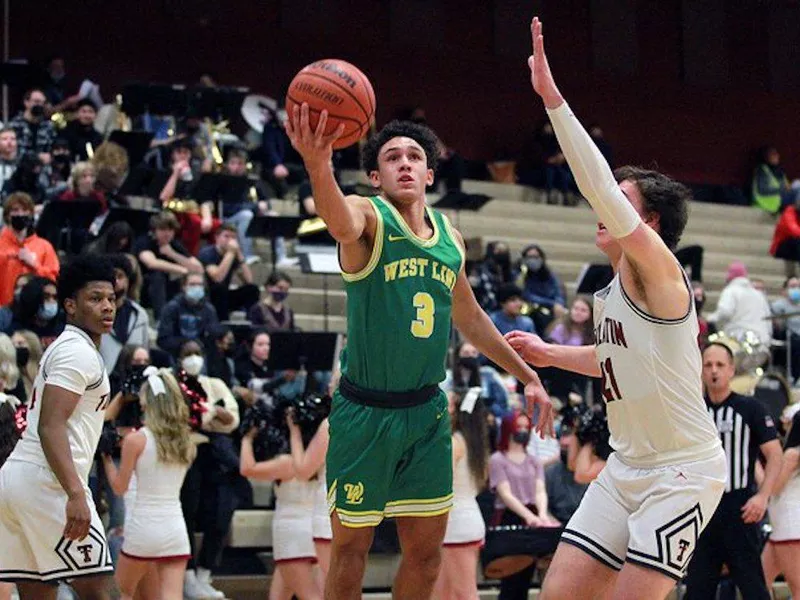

{"left": 441, "top": 214, "right": 465, "bottom": 273}
{"left": 341, "top": 198, "right": 384, "bottom": 282}
{"left": 384, "top": 493, "right": 454, "bottom": 507}
{"left": 376, "top": 195, "right": 440, "bottom": 248}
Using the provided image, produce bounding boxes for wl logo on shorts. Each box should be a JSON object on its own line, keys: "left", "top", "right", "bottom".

{"left": 343, "top": 482, "right": 365, "bottom": 505}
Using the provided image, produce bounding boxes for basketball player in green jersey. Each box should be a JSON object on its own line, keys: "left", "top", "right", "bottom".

{"left": 286, "top": 103, "right": 553, "bottom": 600}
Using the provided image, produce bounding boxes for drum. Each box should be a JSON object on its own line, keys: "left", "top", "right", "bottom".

{"left": 480, "top": 525, "right": 563, "bottom": 579}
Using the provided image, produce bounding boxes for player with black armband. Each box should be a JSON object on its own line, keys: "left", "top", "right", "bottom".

{"left": 506, "top": 17, "right": 726, "bottom": 600}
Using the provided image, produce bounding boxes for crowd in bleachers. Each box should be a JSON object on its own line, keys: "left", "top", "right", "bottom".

{"left": 0, "top": 56, "right": 799, "bottom": 600}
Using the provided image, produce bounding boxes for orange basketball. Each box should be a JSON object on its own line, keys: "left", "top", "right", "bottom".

{"left": 286, "top": 59, "right": 376, "bottom": 150}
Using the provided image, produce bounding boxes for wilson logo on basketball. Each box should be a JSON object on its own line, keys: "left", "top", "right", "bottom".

{"left": 343, "top": 482, "right": 365, "bottom": 505}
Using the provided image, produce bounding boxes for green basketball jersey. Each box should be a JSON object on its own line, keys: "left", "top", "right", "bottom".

{"left": 339, "top": 195, "right": 465, "bottom": 392}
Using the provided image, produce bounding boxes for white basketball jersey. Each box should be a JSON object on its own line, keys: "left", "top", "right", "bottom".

{"left": 593, "top": 274, "right": 720, "bottom": 468}
{"left": 8, "top": 325, "right": 111, "bottom": 483}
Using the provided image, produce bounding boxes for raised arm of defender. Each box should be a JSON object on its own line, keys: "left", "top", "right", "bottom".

{"left": 529, "top": 18, "right": 688, "bottom": 320}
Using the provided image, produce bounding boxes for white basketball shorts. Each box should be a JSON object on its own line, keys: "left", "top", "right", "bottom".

{"left": 0, "top": 461, "right": 113, "bottom": 582}
{"left": 562, "top": 451, "right": 726, "bottom": 580}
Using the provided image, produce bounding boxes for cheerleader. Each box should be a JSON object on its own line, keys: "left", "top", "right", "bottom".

{"left": 240, "top": 410, "right": 327, "bottom": 600}
{"left": 102, "top": 368, "right": 195, "bottom": 600}
{"left": 434, "top": 388, "right": 490, "bottom": 600}
{"left": 762, "top": 406, "right": 800, "bottom": 597}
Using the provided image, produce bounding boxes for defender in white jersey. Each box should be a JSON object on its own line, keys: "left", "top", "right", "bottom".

{"left": 0, "top": 256, "right": 117, "bottom": 600}
{"left": 505, "top": 18, "right": 726, "bottom": 600}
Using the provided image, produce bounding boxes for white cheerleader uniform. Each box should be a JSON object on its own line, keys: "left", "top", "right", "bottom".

{"left": 443, "top": 434, "right": 485, "bottom": 546}
{"left": 312, "top": 467, "right": 333, "bottom": 542}
{"left": 121, "top": 428, "right": 191, "bottom": 560}
{"left": 769, "top": 469, "right": 800, "bottom": 542}
{"left": 272, "top": 478, "right": 317, "bottom": 562}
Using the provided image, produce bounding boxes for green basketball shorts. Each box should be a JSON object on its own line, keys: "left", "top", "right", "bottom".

{"left": 326, "top": 388, "right": 453, "bottom": 528}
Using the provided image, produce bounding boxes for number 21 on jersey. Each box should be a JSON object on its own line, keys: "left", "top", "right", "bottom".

{"left": 600, "top": 357, "right": 623, "bottom": 402}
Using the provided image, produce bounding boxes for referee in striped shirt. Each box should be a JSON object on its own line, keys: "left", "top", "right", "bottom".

{"left": 684, "top": 341, "right": 783, "bottom": 599}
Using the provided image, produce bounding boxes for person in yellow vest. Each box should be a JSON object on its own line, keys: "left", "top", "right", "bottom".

{"left": 752, "top": 146, "right": 798, "bottom": 215}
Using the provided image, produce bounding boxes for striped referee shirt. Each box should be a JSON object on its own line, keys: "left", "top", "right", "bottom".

{"left": 706, "top": 392, "right": 777, "bottom": 493}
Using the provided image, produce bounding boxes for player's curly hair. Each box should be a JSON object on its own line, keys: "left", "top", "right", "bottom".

{"left": 361, "top": 120, "right": 441, "bottom": 174}
{"left": 614, "top": 166, "right": 690, "bottom": 251}
{"left": 57, "top": 254, "right": 116, "bottom": 311}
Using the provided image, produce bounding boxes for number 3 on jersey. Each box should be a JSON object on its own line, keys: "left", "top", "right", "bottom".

{"left": 411, "top": 292, "right": 434, "bottom": 338}
{"left": 600, "top": 357, "right": 623, "bottom": 402}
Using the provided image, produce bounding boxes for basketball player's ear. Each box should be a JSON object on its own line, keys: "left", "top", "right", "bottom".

{"left": 425, "top": 167, "right": 435, "bottom": 186}
{"left": 63, "top": 298, "right": 76, "bottom": 318}
{"left": 368, "top": 169, "right": 381, "bottom": 189}
{"left": 644, "top": 211, "right": 660, "bottom": 230}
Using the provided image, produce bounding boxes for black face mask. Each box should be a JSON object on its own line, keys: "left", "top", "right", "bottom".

{"left": 10, "top": 215, "right": 32, "bottom": 232}
{"left": 458, "top": 356, "right": 480, "bottom": 371}
{"left": 493, "top": 253, "right": 510, "bottom": 267}
{"left": 512, "top": 431, "right": 531, "bottom": 446}
{"left": 224, "top": 346, "right": 235, "bottom": 358}
{"left": 560, "top": 448, "right": 569, "bottom": 467}
{"left": 695, "top": 298, "right": 705, "bottom": 312}
{"left": 30, "top": 105, "right": 45, "bottom": 119}
{"left": 15, "top": 346, "right": 29, "bottom": 367}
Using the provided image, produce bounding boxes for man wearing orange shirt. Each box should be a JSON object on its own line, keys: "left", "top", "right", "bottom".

{"left": 0, "top": 192, "right": 59, "bottom": 305}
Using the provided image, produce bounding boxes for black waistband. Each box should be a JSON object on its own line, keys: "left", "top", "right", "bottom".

{"left": 339, "top": 376, "right": 439, "bottom": 408}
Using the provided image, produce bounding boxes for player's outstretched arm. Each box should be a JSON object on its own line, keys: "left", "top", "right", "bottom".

{"left": 38, "top": 384, "right": 91, "bottom": 541}
{"left": 505, "top": 331, "right": 602, "bottom": 377}
{"left": 450, "top": 244, "right": 554, "bottom": 438}
{"left": 285, "top": 103, "right": 369, "bottom": 245}
{"left": 529, "top": 18, "right": 686, "bottom": 312}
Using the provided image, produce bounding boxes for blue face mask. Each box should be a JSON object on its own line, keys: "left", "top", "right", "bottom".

{"left": 789, "top": 288, "right": 800, "bottom": 304}
{"left": 185, "top": 285, "right": 205, "bottom": 303}
{"left": 38, "top": 301, "right": 58, "bottom": 321}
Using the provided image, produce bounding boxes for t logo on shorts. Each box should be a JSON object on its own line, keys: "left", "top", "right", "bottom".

{"left": 343, "top": 482, "right": 365, "bottom": 505}
{"left": 676, "top": 539, "right": 690, "bottom": 562}
{"left": 76, "top": 544, "right": 93, "bottom": 563}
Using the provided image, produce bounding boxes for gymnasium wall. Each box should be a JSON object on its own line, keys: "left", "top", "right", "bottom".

{"left": 9, "top": 0, "right": 800, "bottom": 185}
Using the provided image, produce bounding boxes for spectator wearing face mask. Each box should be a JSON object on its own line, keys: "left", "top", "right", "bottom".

{"left": 0, "top": 193, "right": 59, "bottom": 306}
{"left": 174, "top": 339, "right": 241, "bottom": 600}
{"left": 10, "top": 329, "right": 41, "bottom": 402}
{"left": 9, "top": 88, "right": 55, "bottom": 165}
{"left": 517, "top": 244, "right": 566, "bottom": 331}
{"left": 489, "top": 411, "right": 559, "bottom": 599}
{"left": 248, "top": 271, "right": 296, "bottom": 331}
{"left": 441, "top": 341, "right": 509, "bottom": 420}
{"left": 8, "top": 276, "right": 64, "bottom": 347}
{"left": 157, "top": 273, "right": 219, "bottom": 357}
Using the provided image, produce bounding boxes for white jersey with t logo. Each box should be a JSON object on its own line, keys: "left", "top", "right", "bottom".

{"left": 8, "top": 324, "right": 111, "bottom": 482}
{"left": 593, "top": 273, "right": 721, "bottom": 468}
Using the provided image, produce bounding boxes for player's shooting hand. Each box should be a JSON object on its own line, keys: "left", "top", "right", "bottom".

{"left": 284, "top": 103, "right": 345, "bottom": 169}
{"left": 63, "top": 489, "right": 91, "bottom": 541}
{"left": 741, "top": 492, "right": 768, "bottom": 524}
{"left": 528, "top": 17, "right": 564, "bottom": 109}
{"left": 505, "top": 331, "right": 552, "bottom": 367}
{"left": 524, "top": 378, "right": 555, "bottom": 439}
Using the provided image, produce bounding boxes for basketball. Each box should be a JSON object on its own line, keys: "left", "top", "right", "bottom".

{"left": 285, "top": 59, "right": 376, "bottom": 150}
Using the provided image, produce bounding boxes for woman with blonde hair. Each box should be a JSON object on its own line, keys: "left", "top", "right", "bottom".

{"left": 102, "top": 367, "right": 195, "bottom": 600}
{"left": 11, "top": 330, "right": 42, "bottom": 399}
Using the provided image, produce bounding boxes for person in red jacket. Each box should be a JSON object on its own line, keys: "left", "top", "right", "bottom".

{"left": 0, "top": 192, "right": 59, "bottom": 306}
{"left": 770, "top": 197, "right": 800, "bottom": 273}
